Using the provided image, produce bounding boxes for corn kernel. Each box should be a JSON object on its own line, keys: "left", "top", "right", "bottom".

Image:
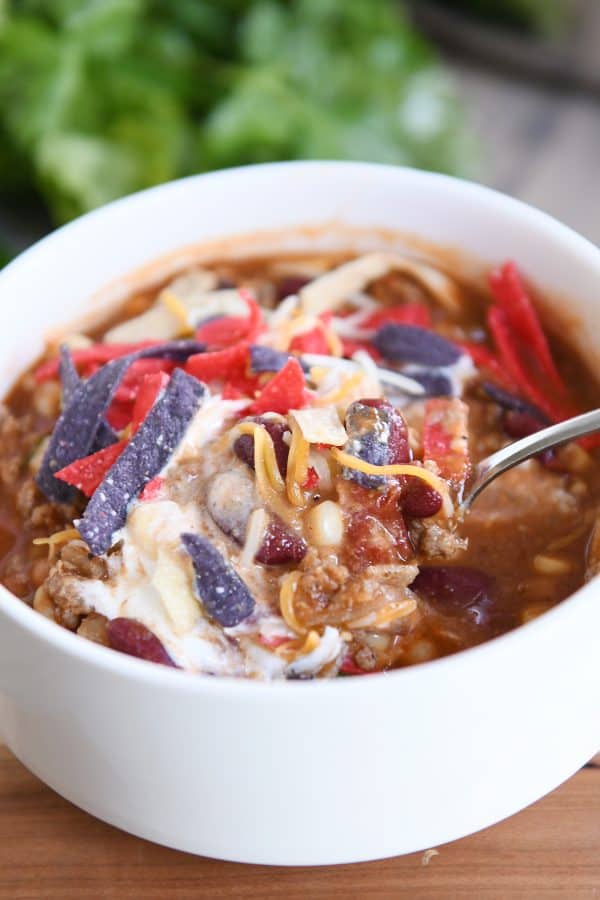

{"left": 533, "top": 554, "right": 572, "bottom": 576}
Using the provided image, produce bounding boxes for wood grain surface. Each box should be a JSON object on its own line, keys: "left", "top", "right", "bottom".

{"left": 0, "top": 747, "right": 598, "bottom": 899}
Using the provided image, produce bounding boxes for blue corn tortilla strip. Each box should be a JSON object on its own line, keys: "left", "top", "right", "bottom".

{"left": 58, "top": 345, "right": 80, "bottom": 404}
{"left": 77, "top": 369, "right": 206, "bottom": 555}
{"left": 249, "top": 344, "right": 291, "bottom": 374}
{"left": 59, "top": 346, "right": 119, "bottom": 450}
{"left": 373, "top": 324, "right": 461, "bottom": 367}
{"left": 37, "top": 340, "right": 206, "bottom": 503}
{"left": 482, "top": 381, "right": 549, "bottom": 422}
{"left": 408, "top": 370, "right": 453, "bottom": 397}
{"left": 181, "top": 533, "right": 255, "bottom": 627}
{"left": 342, "top": 400, "right": 397, "bottom": 489}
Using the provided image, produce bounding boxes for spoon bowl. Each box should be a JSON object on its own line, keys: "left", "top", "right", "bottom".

{"left": 461, "top": 407, "right": 600, "bottom": 511}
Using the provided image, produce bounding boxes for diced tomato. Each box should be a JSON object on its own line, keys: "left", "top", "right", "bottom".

{"left": 112, "top": 358, "right": 175, "bottom": 404}
{"left": 222, "top": 383, "right": 245, "bottom": 400}
{"left": 105, "top": 399, "right": 133, "bottom": 432}
{"left": 302, "top": 466, "right": 319, "bottom": 490}
{"left": 81, "top": 362, "right": 102, "bottom": 379}
{"left": 248, "top": 358, "right": 310, "bottom": 415}
{"left": 457, "top": 340, "right": 517, "bottom": 391}
{"left": 289, "top": 326, "right": 329, "bottom": 355}
{"left": 580, "top": 433, "right": 600, "bottom": 451}
{"left": 487, "top": 307, "right": 574, "bottom": 423}
{"left": 340, "top": 339, "right": 382, "bottom": 361}
{"left": 35, "top": 340, "right": 159, "bottom": 382}
{"left": 139, "top": 476, "right": 165, "bottom": 502}
{"left": 489, "top": 262, "right": 568, "bottom": 396}
{"left": 195, "top": 292, "right": 264, "bottom": 348}
{"left": 423, "top": 398, "right": 471, "bottom": 490}
{"left": 54, "top": 440, "right": 127, "bottom": 497}
{"left": 185, "top": 343, "right": 250, "bottom": 383}
{"left": 131, "top": 371, "right": 171, "bottom": 432}
{"left": 362, "top": 303, "right": 432, "bottom": 330}
{"left": 487, "top": 302, "right": 600, "bottom": 451}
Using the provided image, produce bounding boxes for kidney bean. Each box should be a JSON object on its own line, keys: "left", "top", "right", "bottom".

{"left": 503, "top": 411, "right": 556, "bottom": 467}
{"left": 255, "top": 519, "right": 307, "bottom": 565}
{"left": 401, "top": 477, "right": 443, "bottom": 518}
{"left": 107, "top": 618, "right": 177, "bottom": 666}
{"left": 233, "top": 417, "right": 290, "bottom": 477}
{"left": 276, "top": 275, "right": 312, "bottom": 301}
{"left": 412, "top": 566, "right": 494, "bottom": 627}
{"left": 343, "top": 399, "right": 410, "bottom": 489}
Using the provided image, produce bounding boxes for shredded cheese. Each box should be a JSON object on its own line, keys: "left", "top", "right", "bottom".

{"left": 160, "top": 290, "right": 194, "bottom": 336}
{"left": 33, "top": 528, "right": 81, "bottom": 554}
{"left": 236, "top": 423, "right": 294, "bottom": 524}
{"left": 289, "top": 407, "right": 347, "bottom": 446}
{"left": 372, "top": 598, "right": 417, "bottom": 628}
{"left": 315, "top": 371, "right": 364, "bottom": 407}
{"left": 241, "top": 508, "right": 269, "bottom": 568}
{"left": 279, "top": 571, "right": 305, "bottom": 634}
{"left": 298, "top": 630, "right": 320, "bottom": 654}
{"left": 286, "top": 419, "right": 310, "bottom": 506}
{"left": 330, "top": 447, "right": 450, "bottom": 497}
{"left": 302, "top": 353, "right": 425, "bottom": 396}
{"left": 316, "top": 319, "right": 343, "bottom": 357}
{"left": 299, "top": 252, "right": 462, "bottom": 316}
{"left": 237, "top": 422, "right": 285, "bottom": 493}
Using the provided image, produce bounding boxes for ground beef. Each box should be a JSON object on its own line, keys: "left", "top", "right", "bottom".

{"left": 0, "top": 406, "right": 39, "bottom": 489}
{"left": 60, "top": 540, "right": 108, "bottom": 580}
{"left": 586, "top": 514, "right": 600, "bottom": 581}
{"left": 77, "top": 612, "right": 109, "bottom": 646}
{"left": 295, "top": 548, "right": 418, "bottom": 629}
{"left": 1, "top": 551, "right": 32, "bottom": 598}
{"left": 44, "top": 541, "right": 108, "bottom": 630}
{"left": 296, "top": 549, "right": 349, "bottom": 613}
{"left": 412, "top": 520, "right": 468, "bottom": 559}
{"left": 46, "top": 562, "right": 90, "bottom": 630}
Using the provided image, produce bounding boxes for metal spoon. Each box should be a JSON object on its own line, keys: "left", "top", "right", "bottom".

{"left": 462, "top": 408, "right": 600, "bottom": 511}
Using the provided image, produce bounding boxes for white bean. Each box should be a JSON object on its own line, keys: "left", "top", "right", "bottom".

{"left": 306, "top": 500, "right": 344, "bottom": 547}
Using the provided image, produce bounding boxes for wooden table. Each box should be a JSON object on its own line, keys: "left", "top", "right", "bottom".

{"left": 0, "top": 747, "right": 598, "bottom": 898}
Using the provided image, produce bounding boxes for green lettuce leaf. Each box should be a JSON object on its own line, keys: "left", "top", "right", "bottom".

{"left": 0, "top": 0, "right": 476, "bottom": 224}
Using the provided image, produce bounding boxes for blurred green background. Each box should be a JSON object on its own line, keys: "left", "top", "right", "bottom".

{"left": 0, "top": 0, "right": 589, "bottom": 259}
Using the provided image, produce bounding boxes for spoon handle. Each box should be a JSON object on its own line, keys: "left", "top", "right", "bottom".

{"left": 462, "top": 408, "right": 600, "bottom": 510}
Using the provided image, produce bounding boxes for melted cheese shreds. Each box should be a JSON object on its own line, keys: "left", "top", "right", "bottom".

{"left": 316, "top": 319, "right": 343, "bottom": 357}
{"left": 105, "top": 268, "right": 219, "bottom": 342}
{"left": 289, "top": 406, "right": 347, "bottom": 446}
{"left": 267, "top": 293, "right": 299, "bottom": 328}
{"left": 286, "top": 626, "right": 343, "bottom": 677}
{"left": 315, "top": 371, "right": 365, "bottom": 407}
{"left": 33, "top": 527, "right": 80, "bottom": 548}
{"left": 238, "top": 423, "right": 295, "bottom": 524}
{"left": 152, "top": 548, "right": 200, "bottom": 634}
{"left": 330, "top": 447, "right": 450, "bottom": 499}
{"left": 302, "top": 353, "right": 425, "bottom": 397}
{"left": 241, "top": 507, "right": 269, "bottom": 568}
{"left": 33, "top": 528, "right": 81, "bottom": 560}
{"left": 350, "top": 596, "right": 417, "bottom": 629}
{"left": 299, "top": 252, "right": 463, "bottom": 316}
{"left": 279, "top": 570, "right": 305, "bottom": 634}
{"left": 286, "top": 419, "right": 310, "bottom": 506}
{"left": 237, "top": 422, "right": 285, "bottom": 493}
{"left": 160, "top": 290, "right": 194, "bottom": 336}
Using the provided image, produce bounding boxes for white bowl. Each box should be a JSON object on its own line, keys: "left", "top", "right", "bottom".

{"left": 0, "top": 162, "right": 598, "bottom": 866}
